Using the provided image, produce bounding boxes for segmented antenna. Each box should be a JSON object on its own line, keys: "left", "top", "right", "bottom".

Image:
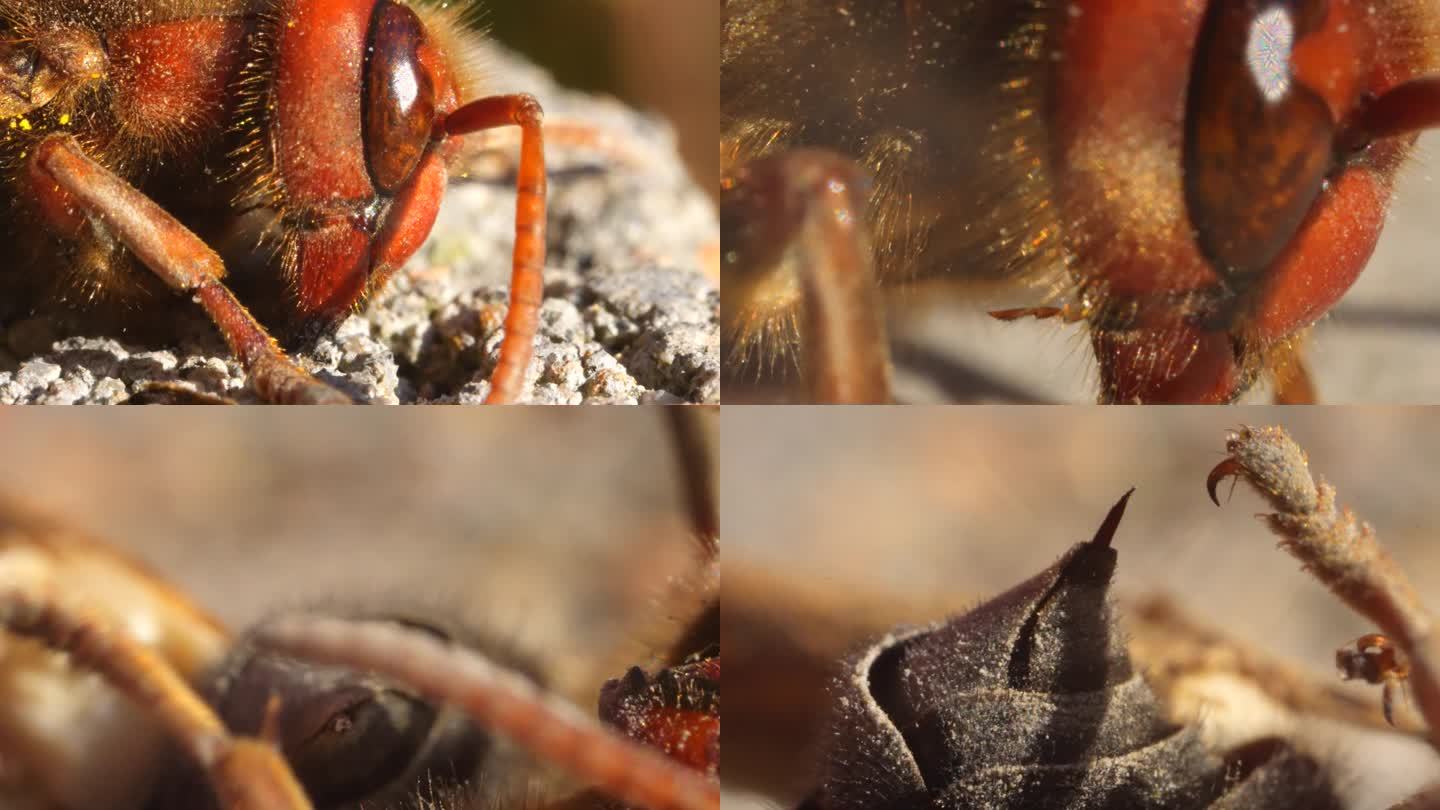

{"left": 1208, "top": 425, "right": 1440, "bottom": 753}
{"left": 665, "top": 407, "right": 719, "bottom": 556}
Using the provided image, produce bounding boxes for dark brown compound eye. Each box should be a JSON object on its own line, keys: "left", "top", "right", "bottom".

{"left": 279, "top": 684, "right": 438, "bottom": 805}
{"left": 1184, "top": 0, "right": 1336, "bottom": 282}
{"left": 245, "top": 619, "right": 489, "bottom": 808}
{"left": 146, "top": 617, "right": 491, "bottom": 810}
{"left": 364, "top": 0, "right": 438, "bottom": 195}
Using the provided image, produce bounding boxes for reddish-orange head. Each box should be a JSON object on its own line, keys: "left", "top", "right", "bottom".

{"left": 1054, "top": 0, "right": 1440, "bottom": 402}
{"left": 260, "top": 0, "right": 477, "bottom": 329}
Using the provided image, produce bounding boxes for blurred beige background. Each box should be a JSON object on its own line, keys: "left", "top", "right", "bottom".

{"left": 0, "top": 409, "right": 698, "bottom": 697}
{"left": 723, "top": 407, "right": 1440, "bottom": 808}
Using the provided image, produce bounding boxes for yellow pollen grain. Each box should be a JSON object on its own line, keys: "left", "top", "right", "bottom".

{"left": 18, "top": 118, "right": 31, "bottom": 131}
{"left": 59, "top": 114, "right": 70, "bottom": 126}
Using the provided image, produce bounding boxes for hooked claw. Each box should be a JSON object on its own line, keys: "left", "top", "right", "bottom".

{"left": 1089, "top": 487, "right": 1136, "bottom": 549}
{"left": 1205, "top": 457, "right": 1244, "bottom": 507}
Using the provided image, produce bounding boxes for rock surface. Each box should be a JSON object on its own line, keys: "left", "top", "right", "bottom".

{"left": 0, "top": 43, "right": 718, "bottom": 405}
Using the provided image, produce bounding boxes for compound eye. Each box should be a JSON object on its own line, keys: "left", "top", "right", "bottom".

{"left": 1183, "top": 0, "right": 1336, "bottom": 280}
{"left": 283, "top": 685, "right": 437, "bottom": 805}
{"left": 219, "top": 618, "right": 488, "bottom": 809}
{"left": 365, "top": 0, "right": 437, "bottom": 195}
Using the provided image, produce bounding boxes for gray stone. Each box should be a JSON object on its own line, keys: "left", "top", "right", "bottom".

{"left": 91, "top": 377, "right": 129, "bottom": 404}
{"left": 53, "top": 337, "right": 128, "bottom": 379}
{"left": 46, "top": 368, "right": 95, "bottom": 405}
{"left": 16, "top": 361, "right": 61, "bottom": 389}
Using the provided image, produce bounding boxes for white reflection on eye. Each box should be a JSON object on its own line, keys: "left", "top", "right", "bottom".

{"left": 1246, "top": 6, "right": 1295, "bottom": 103}
{"left": 394, "top": 64, "right": 420, "bottom": 112}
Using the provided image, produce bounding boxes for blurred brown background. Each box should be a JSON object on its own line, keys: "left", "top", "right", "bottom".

{"left": 0, "top": 409, "right": 699, "bottom": 698}
{"left": 486, "top": 1, "right": 718, "bottom": 199}
{"left": 723, "top": 407, "right": 1440, "bottom": 809}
